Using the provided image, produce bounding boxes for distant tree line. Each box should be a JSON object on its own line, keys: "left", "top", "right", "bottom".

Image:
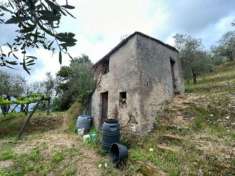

{"left": 174, "top": 29, "right": 235, "bottom": 84}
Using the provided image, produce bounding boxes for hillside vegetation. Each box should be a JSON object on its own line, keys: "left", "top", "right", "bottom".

{"left": 186, "top": 61, "right": 235, "bottom": 93}
{"left": 0, "top": 62, "right": 235, "bottom": 176}
{"left": 120, "top": 61, "right": 235, "bottom": 175}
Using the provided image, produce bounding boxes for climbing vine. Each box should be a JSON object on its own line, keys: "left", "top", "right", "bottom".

{"left": 0, "top": 93, "right": 44, "bottom": 106}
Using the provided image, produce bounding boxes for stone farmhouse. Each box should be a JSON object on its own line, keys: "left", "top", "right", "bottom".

{"left": 90, "top": 32, "right": 184, "bottom": 134}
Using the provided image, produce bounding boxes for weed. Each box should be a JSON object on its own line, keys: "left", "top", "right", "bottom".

{"left": 185, "top": 63, "right": 235, "bottom": 93}
{"left": 66, "top": 101, "right": 81, "bottom": 132}
{"left": 51, "top": 151, "right": 64, "bottom": 163}
{"left": 187, "top": 105, "right": 207, "bottom": 131}
{"left": 0, "top": 147, "right": 14, "bottom": 161}
{"left": 29, "top": 147, "right": 41, "bottom": 161}
{"left": 129, "top": 146, "right": 180, "bottom": 175}
{"left": 0, "top": 169, "right": 23, "bottom": 176}
{"left": 62, "top": 165, "right": 77, "bottom": 176}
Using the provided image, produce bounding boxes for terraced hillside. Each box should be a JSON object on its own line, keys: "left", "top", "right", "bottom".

{"left": 119, "top": 61, "right": 235, "bottom": 175}
{"left": 186, "top": 61, "right": 235, "bottom": 93}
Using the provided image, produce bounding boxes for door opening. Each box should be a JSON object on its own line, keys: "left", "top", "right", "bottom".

{"left": 100, "top": 91, "right": 108, "bottom": 126}
{"left": 170, "top": 58, "right": 177, "bottom": 94}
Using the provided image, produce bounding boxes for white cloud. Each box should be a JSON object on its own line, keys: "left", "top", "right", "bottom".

{"left": 27, "top": 49, "right": 69, "bottom": 83}
{"left": 196, "top": 14, "right": 235, "bottom": 49}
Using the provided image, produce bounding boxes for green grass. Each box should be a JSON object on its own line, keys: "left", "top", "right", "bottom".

{"left": 0, "top": 112, "right": 63, "bottom": 138}
{"left": 115, "top": 62, "right": 235, "bottom": 175}
{"left": 0, "top": 144, "right": 80, "bottom": 176}
{"left": 130, "top": 147, "right": 181, "bottom": 175}
{"left": 0, "top": 146, "right": 15, "bottom": 161}
{"left": 51, "top": 150, "right": 65, "bottom": 164}
{"left": 186, "top": 61, "right": 235, "bottom": 93}
{"left": 0, "top": 110, "right": 79, "bottom": 175}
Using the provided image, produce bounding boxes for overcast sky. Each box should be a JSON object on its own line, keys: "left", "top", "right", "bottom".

{"left": 0, "top": 0, "right": 234, "bottom": 82}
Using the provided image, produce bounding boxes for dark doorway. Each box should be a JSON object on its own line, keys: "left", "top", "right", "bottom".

{"left": 170, "top": 58, "right": 177, "bottom": 94}
{"left": 100, "top": 91, "right": 108, "bottom": 126}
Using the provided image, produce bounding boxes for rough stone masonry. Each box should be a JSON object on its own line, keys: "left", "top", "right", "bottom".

{"left": 90, "top": 32, "right": 184, "bottom": 134}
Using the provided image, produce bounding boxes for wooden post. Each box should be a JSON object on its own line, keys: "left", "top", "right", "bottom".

{"left": 47, "top": 97, "right": 50, "bottom": 115}
{"left": 11, "top": 104, "right": 18, "bottom": 112}
{"left": 17, "top": 100, "right": 41, "bottom": 140}
{"left": 24, "top": 104, "right": 29, "bottom": 115}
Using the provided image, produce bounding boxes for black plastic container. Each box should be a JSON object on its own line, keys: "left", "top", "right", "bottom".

{"left": 102, "top": 119, "right": 120, "bottom": 152}
{"left": 110, "top": 143, "right": 128, "bottom": 167}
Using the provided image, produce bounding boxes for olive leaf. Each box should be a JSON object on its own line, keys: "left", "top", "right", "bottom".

{"left": 0, "top": 0, "right": 77, "bottom": 73}
{"left": 59, "top": 51, "right": 62, "bottom": 64}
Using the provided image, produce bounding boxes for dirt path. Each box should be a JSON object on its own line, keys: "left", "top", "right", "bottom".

{"left": 13, "top": 129, "right": 103, "bottom": 176}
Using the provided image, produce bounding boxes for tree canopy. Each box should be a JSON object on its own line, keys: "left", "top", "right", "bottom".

{"left": 55, "top": 55, "right": 95, "bottom": 110}
{"left": 0, "top": 0, "right": 76, "bottom": 73}
{"left": 212, "top": 31, "right": 235, "bottom": 62}
{"left": 0, "top": 70, "right": 26, "bottom": 114}
{"left": 0, "top": 70, "right": 25, "bottom": 98}
{"left": 174, "top": 34, "right": 213, "bottom": 84}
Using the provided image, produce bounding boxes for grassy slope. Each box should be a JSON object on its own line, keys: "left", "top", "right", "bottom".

{"left": 0, "top": 112, "right": 64, "bottom": 138}
{"left": 0, "top": 62, "right": 235, "bottom": 176}
{"left": 186, "top": 61, "right": 235, "bottom": 93}
{"left": 120, "top": 61, "right": 235, "bottom": 176}
{"left": 0, "top": 109, "right": 104, "bottom": 176}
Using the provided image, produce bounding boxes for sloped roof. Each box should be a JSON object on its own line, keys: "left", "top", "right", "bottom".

{"left": 93, "top": 31, "right": 178, "bottom": 68}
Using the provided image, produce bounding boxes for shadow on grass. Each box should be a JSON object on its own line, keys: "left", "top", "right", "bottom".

{"left": 0, "top": 112, "right": 63, "bottom": 139}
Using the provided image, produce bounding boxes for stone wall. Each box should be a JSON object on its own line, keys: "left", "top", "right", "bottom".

{"left": 91, "top": 35, "right": 143, "bottom": 131}
{"left": 136, "top": 34, "right": 184, "bottom": 133}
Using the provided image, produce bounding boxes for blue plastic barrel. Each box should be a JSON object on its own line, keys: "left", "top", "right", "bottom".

{"left": 76, "top": 115, "right": 92, "bottom": 133}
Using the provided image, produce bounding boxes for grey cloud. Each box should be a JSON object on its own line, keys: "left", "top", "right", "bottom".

{"left": 166, "top": 0, "right": 235, "bottom": 33}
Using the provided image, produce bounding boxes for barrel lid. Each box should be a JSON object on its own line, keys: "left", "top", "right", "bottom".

{"left": 78, "top": 115, "right": 92, "bottom": 118}
{"left": 104, "top": 119, "right": 118, "bottom": 124}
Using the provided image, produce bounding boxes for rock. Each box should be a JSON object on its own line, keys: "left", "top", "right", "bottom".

{"left": 197, "top": 168, "right": 203, "bottom": 176}
{"left": 0, "top": 160, "right": 14, "bottom": 169}
{"left": 136, "top": 161, "right": 167, "bottom": 176}
{"left": 156, "top": 144, "right": 180, "bottom": 153}
{"left": 161, "top": 134, "right": 184, "bottom": 141}
{"left": 158, "top": 134, "right": 184, "bottom": 146}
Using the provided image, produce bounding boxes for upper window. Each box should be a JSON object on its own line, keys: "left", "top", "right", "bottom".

{"left": 102, "top": 60, "right": 109, "bottom": 74}
{"left": 119, "top": 92, "right": 127, "bottom": 107}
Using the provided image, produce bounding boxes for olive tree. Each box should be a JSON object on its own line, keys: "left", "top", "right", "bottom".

{"left": 174, "top": 34, "right": 213, "bottom": 84}
{"left": 0, "top": 0, "right": 76, "bottom": 73}
{"left": 213, "top": 31, "right": 235, "bottom": 61}
{"left": 55, "top": 55, "right": 95, "bottom": 110}
{"left": 0, "top": 70, "right": 25, "bottom": 114}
